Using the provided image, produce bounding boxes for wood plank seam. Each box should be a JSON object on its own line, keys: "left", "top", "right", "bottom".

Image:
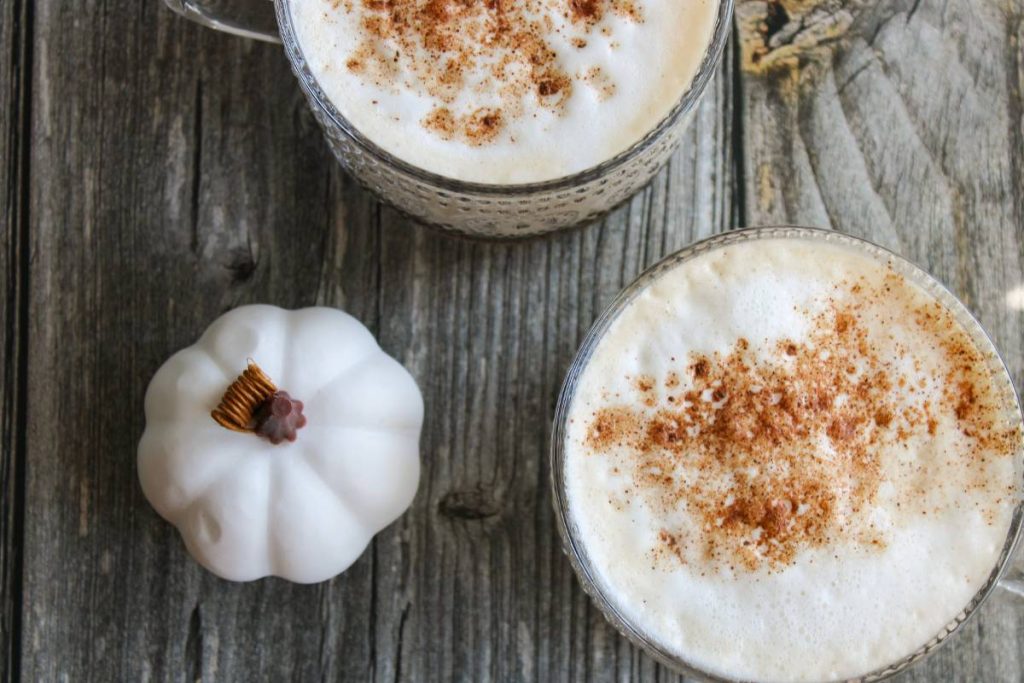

{"left": 730, "top": 22, "right": 748, "bottom": 227}
{"left": 2, "top": 0, "right": 32, "bottom": 681}
{"left": 1005, "top": 12, "right": 1024, "bottom": 285}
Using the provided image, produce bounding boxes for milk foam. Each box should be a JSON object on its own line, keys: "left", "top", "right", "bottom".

{"left": 564, "top": 237, "right": 1022, "bottom": 682}
{"left": 289, "top": 0, "right": 719, "bottom": 183}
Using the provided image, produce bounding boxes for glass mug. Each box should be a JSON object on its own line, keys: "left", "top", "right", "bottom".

{"left": 551, "top": 227, "right": 1024, "bottom": 681}
{"left": 163, "top": 0, "right": 734, "bottom": 237}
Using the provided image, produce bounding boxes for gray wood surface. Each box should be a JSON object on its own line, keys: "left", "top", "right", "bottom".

{"left": 1, "top": 0, "right": 1021, "bottom": 681}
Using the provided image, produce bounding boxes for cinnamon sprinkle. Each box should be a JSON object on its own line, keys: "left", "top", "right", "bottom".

{"left": 330, "top": 0, "right": 644, "bottom": 142}
{"left": 583, "top": 276, "right": 1020, "bottom": 573}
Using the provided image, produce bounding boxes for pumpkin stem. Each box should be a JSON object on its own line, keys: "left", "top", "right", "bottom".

{"left": 212, "top": 361, "right": 308, "bottom": 443}
{"left": 212, "top": 361, "right": 280, "bottom": 433}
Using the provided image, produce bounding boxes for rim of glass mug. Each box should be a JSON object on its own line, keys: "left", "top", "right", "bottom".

{"left": 273, "top": 0, "right": 735, "bottom": 194}
{"left": 549, "top": 226, "right": 1024, "bottom": 683}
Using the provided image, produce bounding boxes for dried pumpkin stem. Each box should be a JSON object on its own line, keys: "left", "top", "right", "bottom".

{"left": 212, "top": 361, "right": 278, "bottom": 433}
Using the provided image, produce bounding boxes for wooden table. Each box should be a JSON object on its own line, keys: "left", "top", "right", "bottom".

{"left": 2, "top": 0, "right": 1022, "bottom": 680}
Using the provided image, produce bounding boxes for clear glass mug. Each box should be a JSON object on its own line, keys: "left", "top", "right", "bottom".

{"left": 163, "top": 0, "right": 734, "bottom": 238}
{"left": 551, "top": 227, "right": 1024, "bottom": 681}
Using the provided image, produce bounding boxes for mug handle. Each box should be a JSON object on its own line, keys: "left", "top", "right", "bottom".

{"left": 1000, "top": 560, "right": 1024, "bottom": 599}
{"left": 163, "top": 0, "right": 281, "bottom": 43}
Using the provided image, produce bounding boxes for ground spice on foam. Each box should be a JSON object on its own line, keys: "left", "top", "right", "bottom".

{"left": 329, "top": 0, "right": 642, "bottom": 143}
{"left": 585, "top": 274, "right": 1020, "bottom": 572}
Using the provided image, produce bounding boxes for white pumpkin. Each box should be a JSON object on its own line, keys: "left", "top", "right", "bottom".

{"left": 138, "top": 305, "right": 423, "bottom": 583}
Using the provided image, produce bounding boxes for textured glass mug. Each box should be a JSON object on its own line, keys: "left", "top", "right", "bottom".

{"left": 551, "top": 227, "right": 1024, "bottom": 681}
{"left": 163, "top": 0, "right": 734, "bottom": 237}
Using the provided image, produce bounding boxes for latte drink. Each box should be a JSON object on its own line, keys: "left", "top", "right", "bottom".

{"left": 562, "top": 234, "right": 1022, "bottom": 681}
{"left": 289, "top": 0, "right": 720, "bottom": 183}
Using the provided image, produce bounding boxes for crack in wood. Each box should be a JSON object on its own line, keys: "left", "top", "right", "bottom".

{"left": 190, "top": 79, "right": 203, "bottom": 256}
{"left": 2, "top": 1, "right": 32, "bottom": 681}
{"left": 184, "top": 603, "right": 202, "bottom": 681}
{"left": 393, "top": 602, "right": 410, "bottom": 683}
{"left": 906, "top": 0, "right": 923, "bottom": 23}
{"left": 368, "top": 536, "right": 379, "bottom": 680}
{"left": 835, "top": 59, "right": 875, "bottom": 97}
{"left": 730, "top": 24, "right": 748, "bottom": 225}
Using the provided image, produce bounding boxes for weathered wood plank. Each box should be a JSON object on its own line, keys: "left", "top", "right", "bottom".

{"left": 22, "top": 1, "right": 340, "bottom": 679}
{"left": 0, "top": 1, "right": 30, "bottom": 681}
{"left": 20, "top": 1, "right": 734, "bottom": 681}
{"left": 18, "top": 0, "right": 1024, "bottom": 681}
{"left": 737, "top": 0, "right": 1024, "bottom": 680}
{"left": 357, "top": 47, "right": 737, "bottom": 682}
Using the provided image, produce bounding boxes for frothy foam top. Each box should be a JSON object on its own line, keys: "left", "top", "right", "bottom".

{"left": 289, "top": 0, "right": 719, "bottom": 182}
{"left": 564, "top": 237, "right": 1022, "bottom": 682}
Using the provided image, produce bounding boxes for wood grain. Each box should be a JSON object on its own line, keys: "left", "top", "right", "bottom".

{"left": 0, "top": 1, "right": 29, "bottom": 681}
{"left": 19, "top": 0, "right": 736, "bottom": 679}
{"left": 737, "top": 0, "right": 1024, "bottom": 680}
{"left": 22, "top": 1, "right": 337, "bottom": 679}
{"left": 6, "top": 0, "right": 1023, "bottom": 681}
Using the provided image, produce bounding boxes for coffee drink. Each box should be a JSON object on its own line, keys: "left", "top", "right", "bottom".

{"left": 562, "top": 235, "right": 1022, "bottom": 681}
{"left": 289, "top": 0, "right": 720, "bottom": 183}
